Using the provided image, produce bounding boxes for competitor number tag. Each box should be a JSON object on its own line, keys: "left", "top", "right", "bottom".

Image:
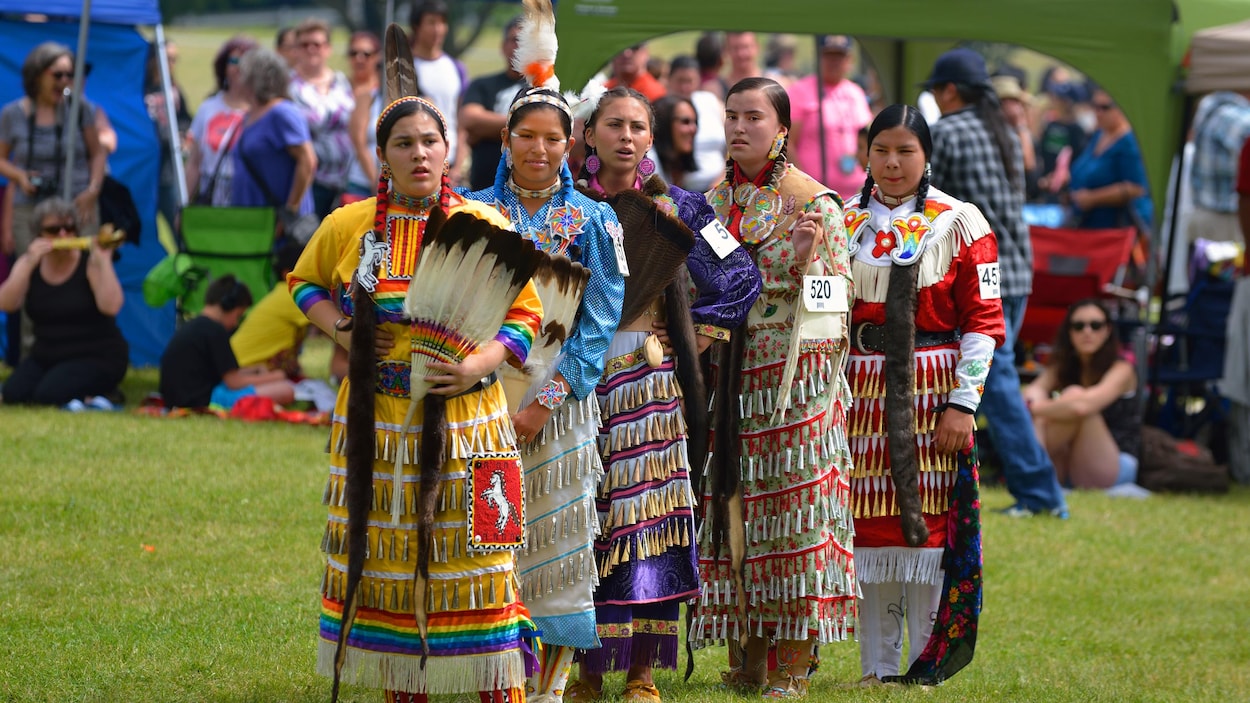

{"left": 610, "top": 229, "right": 630, "bottom": 277}
{"left": 802, "top": 275, "right": 848, "bottom": 312}
{"left": 700, "top": 219, "right": 740, "bottom": 259}
{"left": 977, "top": 262, "right": 1001, "bottom": 300}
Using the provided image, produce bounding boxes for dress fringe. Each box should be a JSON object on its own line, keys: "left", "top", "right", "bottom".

{"left": 317, "top": 640, "right": 527, "bottom": 694}
{"left": 854, "top": 546, "right": 944, "bottom": 585}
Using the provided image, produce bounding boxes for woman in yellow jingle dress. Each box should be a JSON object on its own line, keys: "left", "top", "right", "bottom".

{"left": 291, "top": 96, "right": 542, "bottom": 703}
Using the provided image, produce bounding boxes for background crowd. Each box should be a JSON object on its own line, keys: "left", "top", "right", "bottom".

{"left": 0, "top": 2, "right": 1247, "bottom": 701}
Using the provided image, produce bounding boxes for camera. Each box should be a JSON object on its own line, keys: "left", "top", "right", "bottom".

{"left": 29, "top": 175, "right": 60, "bottom": 200}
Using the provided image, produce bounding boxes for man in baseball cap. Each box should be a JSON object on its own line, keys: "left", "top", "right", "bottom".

{"left": 925, "top": 46, "right": 1071, "bottom": 525}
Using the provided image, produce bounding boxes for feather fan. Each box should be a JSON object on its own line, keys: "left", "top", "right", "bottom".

{"left": 399, "top": 211, "right": 546, "bottom": 412}
{"left": 580, "top": 186, "right": 695, "bottom": 325}
{"left": 384, "top": 23, "right": 419, "bottom": 103}
{"left": 386, "top": 211, "right": 549, "bottom": 660}
{"left": 500, "top": 255, "right": 590, "bottom": 413}
{"left": 513, "top": 0, "right": 560, "bottom": 90}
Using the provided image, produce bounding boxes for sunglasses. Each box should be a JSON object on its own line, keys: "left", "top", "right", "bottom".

{"left": 40, "top": 222, "right": 77, "bottom": 235}
{"left": 1070, "top": 320, "right": 1107, "bottom": 332}
{"left": 349, "top": 49, "right": 377, "bottom": 59}
{"left": 227, "top": 56, "right": 241, "bottom": 65}
{"left": 1092, "top": 102, "right": 1116, "bottom": 112}
{"left": 301, "top": 41, "right": 327, "bottom": 50}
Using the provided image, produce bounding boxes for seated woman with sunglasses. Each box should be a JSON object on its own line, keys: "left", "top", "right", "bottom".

{"left": 1023, "top": 299, "right": 1139, "bottom": 489}
{"left": 0, "top": 197, "right": 126, "bottom": 407}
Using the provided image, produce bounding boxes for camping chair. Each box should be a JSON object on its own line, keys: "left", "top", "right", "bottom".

{"left": 175, "top": 206, "right": 276, "bottom": 318}
{"left": 1146, "top": 240, "right": 1241, "bottom": 447}
{"left": 1018, "top": 224, "right": 1150, "bottom": 378}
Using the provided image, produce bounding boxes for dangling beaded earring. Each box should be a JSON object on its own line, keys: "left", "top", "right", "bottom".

{"left": 502, "top": 146, "right": 513, "bottom": 170}
{"left": 924, "top": 162, "right": 932, "bottom": 179}
{"left": 865, "top": 164, "right": 872, "bottom": 179}
{"left": 638, "top": 156, "right": 656, "bottom": 178}
{"left": 767, "top": 132, "right": 786, "bottom": 160}
{"left": 585, "top": 150, "right": 601, "bottom": 175}
{"left": 381, "top": 161, "right": 393, "bottom": 179}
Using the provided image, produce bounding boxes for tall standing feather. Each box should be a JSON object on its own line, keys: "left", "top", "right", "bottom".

{"left": 512, "top": 0, "right": 560, "bottom": 90}
{"left": 384, "top": 23, "right": 419, "bottom": 103}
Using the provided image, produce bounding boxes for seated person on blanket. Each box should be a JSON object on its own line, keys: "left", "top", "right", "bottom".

{"left": 159, "top": 274, "right": 294, "bottom": 410}
{"left": 230, "top": 240, "right": 349, "bottom": 383}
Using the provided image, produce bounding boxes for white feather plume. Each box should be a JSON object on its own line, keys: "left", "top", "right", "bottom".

{"left": 512, "top": 0, "right": 560, "bottom": 90}
{"left": 567, "top": 72, "right": 609, "bottom": 123}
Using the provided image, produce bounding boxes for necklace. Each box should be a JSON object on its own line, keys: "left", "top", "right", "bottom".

{"left": 876, "top": 189, "right": 917, "bottom": 207}
{"left": 507, "top": 176, "right": 561, "bottom": 200}
{"left": 390, "top": 190, "right": 438, "bottom": 212}
{"left": 709, "top": 161, "right": 784, "bottom": 246}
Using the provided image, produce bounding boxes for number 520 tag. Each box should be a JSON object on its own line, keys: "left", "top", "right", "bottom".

{"left": 802, "top": 275, "right": 848, "bottom": 312}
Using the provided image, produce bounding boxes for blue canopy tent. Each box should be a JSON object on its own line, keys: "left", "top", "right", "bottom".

{"left": 0, "top": 0, "right": 172, "bottom": 366}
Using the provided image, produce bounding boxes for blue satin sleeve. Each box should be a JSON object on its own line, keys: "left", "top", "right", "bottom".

{"left": 558, "top": 197, "right": 625, "bottom": 400}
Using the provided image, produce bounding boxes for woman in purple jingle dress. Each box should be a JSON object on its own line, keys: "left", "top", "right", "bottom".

{"left": 564, "top": 84, "right": 761, "bottom": 702}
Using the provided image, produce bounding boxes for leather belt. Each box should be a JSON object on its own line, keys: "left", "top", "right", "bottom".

{"left": 851, "top": 322, "right": 960, "bottom": 354}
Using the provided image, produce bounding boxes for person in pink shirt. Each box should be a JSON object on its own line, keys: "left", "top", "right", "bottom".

{"left": 787, "top": 35, "right": 873, "bottom": 199}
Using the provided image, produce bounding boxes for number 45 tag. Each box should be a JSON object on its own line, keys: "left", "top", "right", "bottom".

{"left": 802, "top": 275, "right": 848, "bottom": 312}
{"left": 977, "top": 262, "right": 1001, "bottom": 300}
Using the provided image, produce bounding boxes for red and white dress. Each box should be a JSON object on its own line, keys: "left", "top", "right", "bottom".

{"left": 843, "top": 186, "right": 1004, "bottom": 680}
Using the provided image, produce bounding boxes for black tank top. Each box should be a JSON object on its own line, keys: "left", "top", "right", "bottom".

{"left": 28, "top": 253, "right": 128, "bottom": 366}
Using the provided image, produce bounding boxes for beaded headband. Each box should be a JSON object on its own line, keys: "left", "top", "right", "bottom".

{"left": 376, "top": 96, "right": 446, "bottom": 137}
{"left": 509, "top": 89, "right": 573, "bottom": 119}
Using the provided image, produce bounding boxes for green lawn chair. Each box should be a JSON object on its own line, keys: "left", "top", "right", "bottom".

{"left": 176, "top": 206, "right": 276, "bottom": 317}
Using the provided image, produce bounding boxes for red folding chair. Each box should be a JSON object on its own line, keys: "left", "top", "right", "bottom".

{"left": 1019, "top": 226, "right": 1139, "bottom": 348}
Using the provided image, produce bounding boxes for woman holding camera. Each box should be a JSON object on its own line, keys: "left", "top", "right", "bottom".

{"left": 0, "top": 42, "right": 107, "bottom": 256}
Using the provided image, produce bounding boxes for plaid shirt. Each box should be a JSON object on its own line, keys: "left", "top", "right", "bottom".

{"left": 930, "top": 107, "right": 1032, "bottom": 298}
{"left": 1190, "top": 91, "right": 1250, "bottom": 213}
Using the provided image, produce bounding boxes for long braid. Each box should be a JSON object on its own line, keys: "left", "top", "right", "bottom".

{"left": 914, "top": 169, "right": 931, "bottom": 214}
{"left": 859, "top": 171, "right": 876, "bottom": 208}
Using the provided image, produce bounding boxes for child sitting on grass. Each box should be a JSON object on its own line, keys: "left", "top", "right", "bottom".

{"left": 158, "top": 275, "right": 294, "bottom": 410}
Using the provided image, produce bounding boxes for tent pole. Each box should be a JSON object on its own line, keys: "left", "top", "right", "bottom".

{"left": 813, "top": 35, "right": 828, "bottom": 186}
{"left": 154, "top": 24, "right": 189, "bottom": 208}
{"left": 62, "top": 0, "right": 91, "bottom": 202}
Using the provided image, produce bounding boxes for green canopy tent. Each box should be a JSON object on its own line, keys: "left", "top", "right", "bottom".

{"left": 555, "top": 0, "right": 1250, "bottom": 225}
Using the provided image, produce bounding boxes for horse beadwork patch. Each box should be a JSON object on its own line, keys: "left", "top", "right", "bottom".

{"left": 466, "top": 452, "right": 526, "bottom": 551}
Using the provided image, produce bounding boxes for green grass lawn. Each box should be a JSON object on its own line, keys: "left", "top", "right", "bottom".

{"left": 1, "top": 342, "right": 1248, "bottom": 701}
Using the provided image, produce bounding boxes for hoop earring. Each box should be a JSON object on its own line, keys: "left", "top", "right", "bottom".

{"left": 586, "top": 151, "right": 601, "bottom": 175}
{"left": 767, "top": 132, "right": 786, "bottom": 160}
{"left": 637, "top": 156, "right": 656, "bottom": 178}
{"left": 381, "top": 162, "right": 392, "bottom": 179}
{"left": 502, "top": 146, "right": 513, "bottom": 170}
